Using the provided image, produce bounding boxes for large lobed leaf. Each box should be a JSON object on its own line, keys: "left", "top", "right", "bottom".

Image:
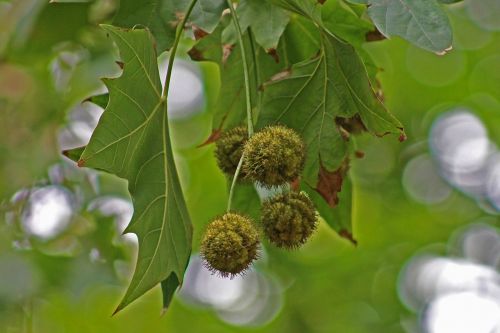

{"left": 113, "top": 0, "right": 226, "bottom": 52}
{"left": 236, "top": 0, "right": 290, "bottom": 51}
{"left": 189, "top": 20, "right": 284, "bottom": 136}
{"left": 368, "top": 0, "right": 452, "bottom": 53}
{"left": 259, "top": 0, "right": 403, "bottom": 242}
{"left": 78, "top": 25, "right": 192, "bottom": 313}
{"left": 345, "top": 0, "right": 453, "bottom": 53}
{"left": 258, "top": 32, "right": 403, "bottom": 185}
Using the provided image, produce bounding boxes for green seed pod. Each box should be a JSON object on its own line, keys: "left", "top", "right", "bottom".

{"left": 243, "top": 125, "right": 305, "bottom": 187}
{"left": 200, "top": 212, "right": 260, "bottom": 277}
{"left": 261, "top": 192, "right": 317, "bottom": 249}
{"left": 215, "top": 126, "right": 248, "bottom": 177}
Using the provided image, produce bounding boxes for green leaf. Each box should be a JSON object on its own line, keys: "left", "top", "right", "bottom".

{"left": 305, "top": 165, "right": 357, "bottom": 245}
{"left": 190, "top": 24, "right": 253, "bottom": 131}
{"left": 160, "top": 270, "right": 181, "bottom": 311}
{"left": 257, "top": 2, "right": 403, "bottom": 238}
{"left": 112, "top": 0, "right": 175, "bottom": 52}
{"left": 85, "top": 93, "right": 109, "bottom": 109}
{"left": 321, "top": 0, "right": 373, "bottom": 47}
{"left": 367, "top": 0, "right": 453, "bottom": 53}
{"left": 237, "top": 0, "right": 290, "bottom": 50}
{"left": 231, "top": 183, "right": 261, "bottom": 221}
{"left": 189, "top": 21, "right": 283, "bottom": 134}
{"left": 258, "top": 32, "right": 403, "bottom": 185}
{"left": 79, "top": 25, "right": 192, "bottom": 313}
{"left": 189, "top": 0, "right": 227, "bottom": 34}
{"left": 113, "top": 0, "right": 226, "bottom": 52}
{"left": 280, "top": 15, "right": 321, "bottom": 65}
{"left": 62, "top": 146, "right": 86, "bottom": 163}
{"left": 272, "top": 0, "right": 322, "bottom": 22}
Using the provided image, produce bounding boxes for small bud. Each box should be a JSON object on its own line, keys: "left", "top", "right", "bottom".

{"left": 243, "top": 125, "right": 305, "bottom": 187}
{"left": 200, "top": 212, "right": 260, "bottom": 277}
{"left": 261, "top": 192, "right": 317, "bottom": 249}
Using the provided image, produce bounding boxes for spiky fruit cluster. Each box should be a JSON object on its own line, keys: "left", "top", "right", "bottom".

{"left": 200, "top": 213, "right": 260, "bottom": 277}
{"left": 261, "top": 192, "right": 317, "bottom": 249}
{"left": 243, "top": 125, "right": 305, "bottom": 187}
{"left": 206, "top": 126, "right": 317, "bottom": 276}
{"left": 215, "top": 126, "right": 248, "bottom": 177}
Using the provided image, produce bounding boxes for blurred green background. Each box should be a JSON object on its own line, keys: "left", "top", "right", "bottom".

{"left": 1, "top": 1, "right": 500, "bottom": 332}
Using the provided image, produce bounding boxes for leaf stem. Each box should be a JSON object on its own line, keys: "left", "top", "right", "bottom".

{"left": 158, "top": 0, "right": 198, "bottom": 309}
{"left": 247, "top": 28, "right": 262, "bottom": 115}
{"left": 226, "top": 154, "right": 244, "bottom": 212}
{"left": 226, "top": 0, "right": 253, "bottom": 136}
{"left": 163, "top": 0, "right": 199, "bottom": 98}
{"left": 225, "top": 0, "right": 254, "bottom": 212}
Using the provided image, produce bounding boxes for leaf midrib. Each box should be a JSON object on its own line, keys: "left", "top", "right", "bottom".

{"left": 128, "top": 107, "right": 183, "bottom": 300}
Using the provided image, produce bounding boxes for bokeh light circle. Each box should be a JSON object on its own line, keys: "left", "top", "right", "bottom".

{"left": 21, "top": 185, "right": 76, "bottom": 240}
{"left": 403, "top": 154, "right": 452, "bottom": 205}
{"left": 406, "top": 45, "right": 466, "bottom": 87}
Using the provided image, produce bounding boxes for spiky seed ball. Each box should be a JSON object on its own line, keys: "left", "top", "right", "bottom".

{"left": 200, "top": 212, "right": 260, "bottom": 277}
{"left": 261, "top": 192, "right": 317, "bottom": 249}
{"left": 215, "top": 126, "right": 248, "bottom": 177}
{"left": 243, "top": 125, "right": 305, "bottom": 187}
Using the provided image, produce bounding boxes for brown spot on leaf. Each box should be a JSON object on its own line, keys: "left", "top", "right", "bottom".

{"left": 267, "top": 48, "right": 280, "bottom": 63}
{"left": 197, "top": 129, "right": 222, "bottom": 148}
{"left": 318, "top": 0, "right": 327, "bottom": 4}
{"left": 77, "top": 159, "right": 85, "bottom": 167}
{"left": 339, "top": 127, "right": 350, "bottom": 141}
{"left": 335, "top": 114, "right": 367, "bottom": 136}
{"left": 192, "top": 25, "right": 209, "bottom": 40}
{"left": 399, "top": 133, "right": 407, "bottom": 142}
{"left": 268, "top": 68, "right": 292, "bottom": 82}
{"left": 366, "top": 28, "right": 386, "bottom": 42}
{"left": 188, "top": 47, "right": 205, "bottom": 61}
{"left": 315, "top": 159, "right": 349, "bottom": 208}
{"left": 355, "top": 150, "right": 365, "bottom": 159}
{"left": 175, "top": 11, "right": 185, "bottom": 22}
{"left": 115, "top": 61, "right": 124, "bottom": 69}
{"left": 339, "top": 229, "right": 358, "bottom": 246}
{"left": 222, "top": 44, "right": 234, "bottom": 65}
{"left": 373, "top": 78, "right": 385, "bottom": 102}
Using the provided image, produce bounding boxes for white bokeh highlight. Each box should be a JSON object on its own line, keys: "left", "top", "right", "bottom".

{"left": 159, "top": 57, "right": 205, "bottom": 120}
{"left": 180, "top": 255, "right": 282, "bottom": 327}
{"left": 427, "top": 109, "right": 500, "bottom": 210}
{"left": 399, "top": 224, "right": 500, "bottom": 333}
{"left": 21, "top": 185, "right": 75, "bottom": 240}
{"left": 424, "top": 292, "right": 500, "bottom": 333}
{"left": 87, "top": 196, "right": 136, "bottom": 244}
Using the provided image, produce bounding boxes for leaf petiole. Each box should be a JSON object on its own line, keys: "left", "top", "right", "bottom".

{"left": 160, "top": 0, "right": 198, "bottom": 311}
{"left": 225, "top": 0, "right": 254, "bottom": 137}
{"left": 225, "top": 0, "right": 255, "bottom": 212}
{"left": 247, "top": 28, "right": 262, "bottom": 115}
{"left": 227, "top": 154, "right": 245, "bottom": 212}
{"left": 164, "top": 0, "right": 199, "bottom": 99}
